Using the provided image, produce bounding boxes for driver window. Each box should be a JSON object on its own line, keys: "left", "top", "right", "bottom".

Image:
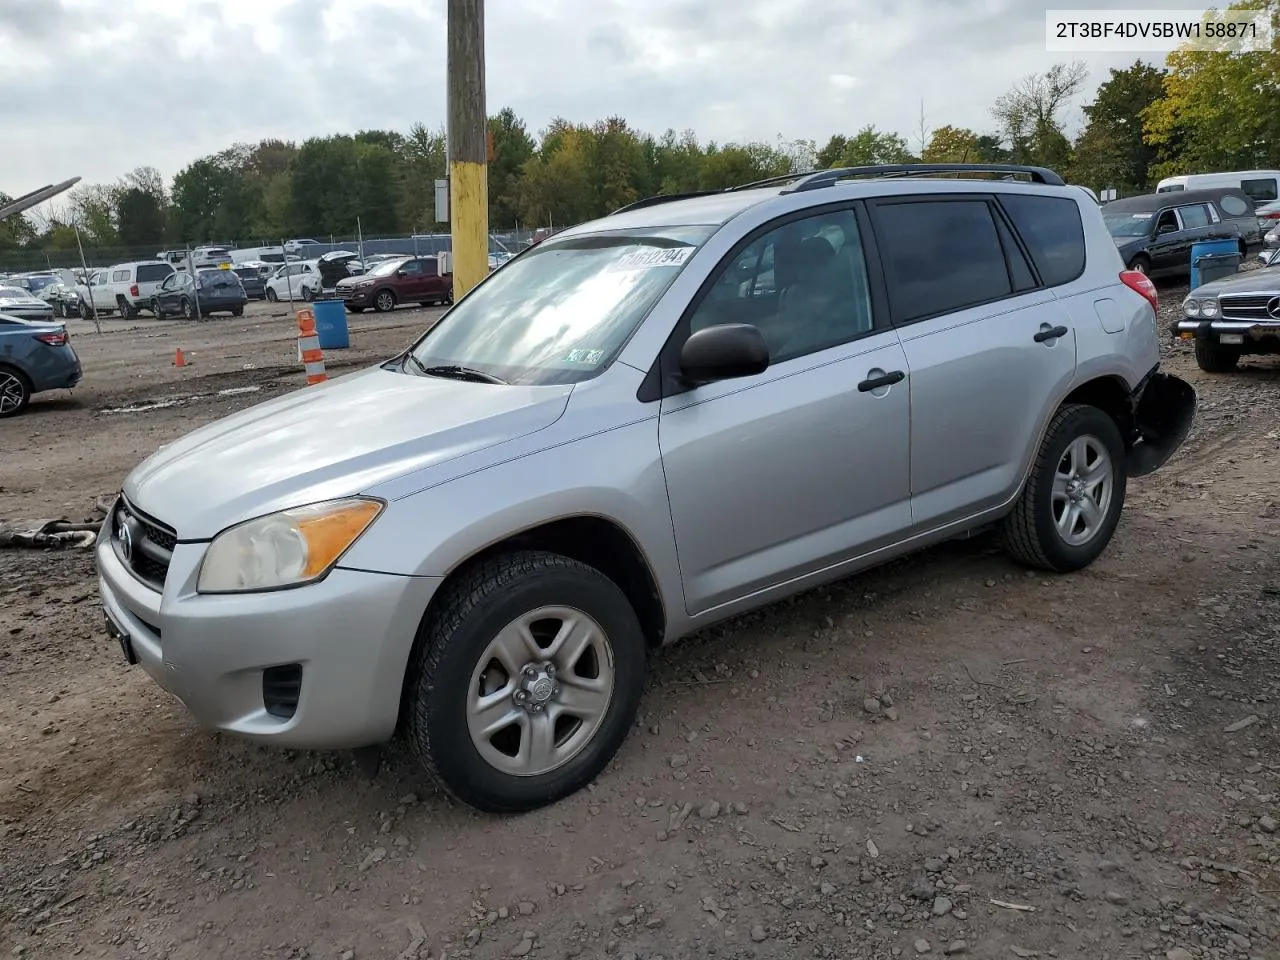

{"left": 685, "top": 208, "right": 874, "bottom": 364}
{"left": 1155, "top": 210, "right": 1178, "bottom": 234}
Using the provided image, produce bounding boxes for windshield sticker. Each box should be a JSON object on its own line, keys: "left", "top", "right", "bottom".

{"left": 1131, "top": 213, "right": 1154, "bottom": 218}
{"left": 609, "top": 247, "right": 693, "bottom": 271}
{"left": 564, "top": 348, "right": 606, "bottom": 364}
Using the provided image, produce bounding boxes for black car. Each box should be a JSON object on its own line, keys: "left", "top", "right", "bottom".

{"left": 233, "top": 265, "right": 267, "bottom": 299}
{"left": 1102, "top": 188, "right": 1257, "bottom": 278}
{"left": 151, "top": 269, "right": 248, "bottom": 319}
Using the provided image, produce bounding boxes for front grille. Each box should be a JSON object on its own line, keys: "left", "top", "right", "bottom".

{"left": 336, "top": 288, "right": 353, "bottom": 299}
{"left": 1219, "top": 294, "right": 1280, "bottom": 321}
{"left": 111, "top": 497, "right": 177, "bottom": 591}
{"left": 263, "top": 664, "right": 303, "bottom": 719}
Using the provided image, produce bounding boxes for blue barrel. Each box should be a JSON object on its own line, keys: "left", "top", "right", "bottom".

{"left": 1189, "top": 239, "right": 1241, "bottom": 289}
{"left": 312, "top": 298, "right": 349, "bottom": 349}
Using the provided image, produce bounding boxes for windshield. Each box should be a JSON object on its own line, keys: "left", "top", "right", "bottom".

{"left": 26, "top": 275, "right": 60, "bottom": 292}
{"left": 1104, "top": 213, "right": 1155, "bottom": 238}
{"left": 370, "top": 258, "right": 410, "bottom": 277}
{"left": 0, "top": 286, "right": 31, "bottom": 298}
{"left": 406, "top": 225, "right": 715, "bottom": 386}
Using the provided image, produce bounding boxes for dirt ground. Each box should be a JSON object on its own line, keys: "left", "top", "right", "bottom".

{"left": 1, "top": 286, "right": 1277, "bottom": 960}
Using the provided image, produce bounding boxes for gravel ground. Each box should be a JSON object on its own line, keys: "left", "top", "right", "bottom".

{"left": 1, "top": 283, "right": 1277, "bottom": 960}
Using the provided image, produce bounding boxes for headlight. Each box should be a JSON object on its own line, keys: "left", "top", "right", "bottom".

{"left": 197, "top": 497, "right": 383, "bottom": 593}
{"left": 1183, "top": 299, "right": 1201, "bottom": 317}
{"left": 1200, "top": 299, "right": 1219, "bottom": 317}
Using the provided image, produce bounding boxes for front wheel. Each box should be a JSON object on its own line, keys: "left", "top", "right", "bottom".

{"left": 1000, "top": 404, "right": 1127, "bottom": 573}
{"left": 1129, "top": 256, "right": 1150, "bottom": 276}
{"left": 404, "top": 551, "right": 647, "bottom": 813}
{"left": 1194, "top": 337, "right": 1240, "bottom": 373}
{"left": 266, "top": 288, "right": 278, "bottom": 302}
{"left": 374, "top": 290, "right": 396, "bottom": 313}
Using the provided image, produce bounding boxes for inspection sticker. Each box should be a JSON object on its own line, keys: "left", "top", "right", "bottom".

{"left": 609, "top": 247, "right": 693, "bottom": 271}
{"left": 564, "top": 348, "right": 606, "bottom": 364}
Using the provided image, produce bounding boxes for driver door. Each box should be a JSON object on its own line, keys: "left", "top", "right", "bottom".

{"left": 657, "top": 204, "right": 913, "bottom": 617}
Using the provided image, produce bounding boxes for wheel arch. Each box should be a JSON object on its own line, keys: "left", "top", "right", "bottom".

{"left": 1061, "top": 375, "right": 1137, "bottom": 448}
{"left": 394, "top": 514, "right": 667, "bottom": 736}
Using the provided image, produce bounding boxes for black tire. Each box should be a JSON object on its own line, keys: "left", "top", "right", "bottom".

{"left": 1000, "top": 403, "right": 1127, "bottom": 573}
{"left": 116, "top": 297, "right": 137, "bottom": 320}
{"left": 180, "top": 297, "right": 195, "bottom": 321}
{"left": 1194, "top": 337, "right": 1240, "bottom": 373}
{"left": 0, "top": 365, "right": 32, "bottom": 418}
{"left": 373, "top": 289, "right": 397, "bottom": 313}
{"left": 1129, "top": 255, "right": 1151, "bottom": 276}
{"left": 266, "top": 288, "right": 278, "bottom": 302}
{"left": 404, "top": 550, "right": 647, "bottom": 813}
{"left": 79, "top": 301, "right": 94, "bottom": 321}
{"left": 302, "top": 286, "right": 315, "bottom": 303}
{"left": 151, "top": 298, "right": 166, "bottom": 320}
{"left": 231, "top": 306, "right": 244, "bottom": 317}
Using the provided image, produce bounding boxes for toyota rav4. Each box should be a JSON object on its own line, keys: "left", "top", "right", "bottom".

{"left": 96, "top": 163, "right": 1196, "bottom": 813}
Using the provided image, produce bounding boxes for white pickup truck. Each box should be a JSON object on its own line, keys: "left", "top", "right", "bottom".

{"left": 73, "top": 260, "right": 176, "bottom": 318}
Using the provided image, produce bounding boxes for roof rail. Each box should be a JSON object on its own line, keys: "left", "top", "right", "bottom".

{"left": 724, "top": 172, "right": 812, "bottom": 192}
{"left": 611, "top": 191, "right": 721, "bottom": 215}
{"left": 781, "top": 163, "right": 1067, "bottom": 192}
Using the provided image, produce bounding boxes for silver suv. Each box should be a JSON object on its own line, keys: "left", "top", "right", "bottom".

{"left": 96, "top": 164, "right": 1197, "bottom": 813}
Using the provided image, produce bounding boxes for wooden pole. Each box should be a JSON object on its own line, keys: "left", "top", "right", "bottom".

{"left": 447, "top": 0, "right": 488, "bottom": 299}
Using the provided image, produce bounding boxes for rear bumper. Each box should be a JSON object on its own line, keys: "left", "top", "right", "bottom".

{"left": 1126, "top": 369, "right": 1196, "bottom": 478}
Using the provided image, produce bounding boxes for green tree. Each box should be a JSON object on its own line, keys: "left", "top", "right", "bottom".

{"left": 922, "top": 125, "right": 983, "bottom": 163}
{"left": 488, "top": 107, "right": 536, "bottom": 226}
{"left": 1068, "top": 61, "right": 1167, "bottom": 193}
{"left": 698, "top": 142, "right": 791, "bottom": 190}
{"left": 991, "top": 61, "right": 1087, "bottom": 166}
{"left": 1143, "top": 0, "right": 1280, "bottom": 178}
{"left": 68, "top": 183, "right": 119, "bottom": 244}
{"left": 0, "top": 196, "right": 37, "bottom": 249}
{"left": 399, "top": 122, "right": 447, "bottom": 230}
{"left": 816, "top": 125, "right": 914, "bottom": 167}
{"left": 650, "top": 128, "right": 705, "bottom": 195}
{"left": 518, "top": 127, "right": 597, "bottom": 226}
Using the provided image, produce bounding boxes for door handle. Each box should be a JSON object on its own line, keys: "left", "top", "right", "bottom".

{"left": 1033, "top": 325, "right": 1069, "bottom": 343}
{"left": 857, "top": 370, "right": 905, "bottom": 392}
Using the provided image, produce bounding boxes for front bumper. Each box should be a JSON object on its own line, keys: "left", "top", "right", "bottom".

{"left": 95, "top": 517, "right": 442, "bottom": 750}
{"left": 336, "top": 286, "right": 374, "bottom": 305}
{"left": 1171, "top": 317, "right": 1280, "bottom": 346}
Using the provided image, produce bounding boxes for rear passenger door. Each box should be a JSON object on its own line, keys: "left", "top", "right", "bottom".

{"left": 866, "top": 193, "right": 1080, "bottom": 531}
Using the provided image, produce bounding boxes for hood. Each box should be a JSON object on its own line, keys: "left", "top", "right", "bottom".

{"left": 124, "top": 365, "right": 573, "bottom": 540}
{"left": 1191, "top": 264, "right": 1280, "bottom": 297}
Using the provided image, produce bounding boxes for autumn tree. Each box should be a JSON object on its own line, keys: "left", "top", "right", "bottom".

{"left": 922, "top": 126, "right": 983, "bottom": 163}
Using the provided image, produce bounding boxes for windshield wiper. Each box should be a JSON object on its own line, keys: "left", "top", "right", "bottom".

{"left": 416, "top": 363, "right": 508, "bottom": 385}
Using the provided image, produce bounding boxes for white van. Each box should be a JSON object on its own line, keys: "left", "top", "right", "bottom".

{"left": 1156, "top": 170, "right": 1280, "bottom": 205}
{"left": 231, "top": 245, "right": 288, "bottom": 265}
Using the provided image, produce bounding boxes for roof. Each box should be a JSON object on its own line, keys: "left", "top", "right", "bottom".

{"left": 1105, "top": 187, "right": 1252, "bottom": 213}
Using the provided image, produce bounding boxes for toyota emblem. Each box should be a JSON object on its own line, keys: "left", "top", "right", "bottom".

{"left": 116, "top": 515, "right": 133, "bottom": 563}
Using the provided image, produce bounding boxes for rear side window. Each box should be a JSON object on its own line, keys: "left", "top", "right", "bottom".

{"left": 998, "top": 195, "right": 1086, "bottom": 287}
{"left": 1177, "top": 203, "right": 1211, "bottom": 229}
{"left": 112, "top": 269, "right": 129, "bottom": 282}
{"left": 136, "top": 264, "right": 173, "bottom": 283}
{"left": 872, "top": 199, "right": 1012, "bottom": 323}
{"left": 1241, "top": 178, "right": 1278, "bottom": 203}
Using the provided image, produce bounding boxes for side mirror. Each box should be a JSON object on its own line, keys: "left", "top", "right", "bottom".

{"left": 396, "top": 269, "right": 408, "bottom": 277}
{"left": 679, "top": 323, "right": 770, "bottom": 385}
{"left": 1157, "top": 223, "right": 1178, "bottom": 235}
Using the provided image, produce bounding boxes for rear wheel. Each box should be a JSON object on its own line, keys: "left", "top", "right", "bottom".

{"left": 116, "top": 296, "right": 137, "bottom": 320}
{"left": 404, "top": 551, "right": 647, "bottom": 813}
{"left": 302, "top": 286, "right": 316, "bottom": 302}
{"left": 1001, "top": 404, "right": 1127, "bottom": 573}
{"left": 1194, "top": 337, "right": 1241, "bottom": 373}
{"left": 151, "top": 298, "right": 166, "bottom": 319}
{"left": 180, "top": 297, "right": 195, "bottom": 320}
{"left": 231, "top": 305, "right": 244, "bottom": 317}
{"left": 0, "top": 366, "right": 32, "bottom": 418}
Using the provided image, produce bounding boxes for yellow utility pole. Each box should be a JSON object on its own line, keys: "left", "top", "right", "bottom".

{"left": 447, "top": 0, "right": 488, "bottom": 300}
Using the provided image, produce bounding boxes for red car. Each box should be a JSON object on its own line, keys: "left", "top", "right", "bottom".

{"left": 335, "top": 256, "right": 454, "bottom": 313}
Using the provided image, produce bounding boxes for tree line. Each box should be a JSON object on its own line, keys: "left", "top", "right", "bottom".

{"left": 2, "top": 0, "right": 1276, "bottom": 258}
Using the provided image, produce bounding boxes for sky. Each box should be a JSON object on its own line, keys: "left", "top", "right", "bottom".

{"left": 1, "top": 0, "right": 1177, "bottom": 202}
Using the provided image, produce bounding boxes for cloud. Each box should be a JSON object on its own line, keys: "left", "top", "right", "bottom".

{"left": 0, "top": 0, "right": 1167, "bottom": 198}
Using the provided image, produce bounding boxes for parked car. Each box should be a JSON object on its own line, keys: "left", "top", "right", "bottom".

{"left": 41, "top": 280, "right": 82, "bottom": 318}
{"left": 103, "top": 260, "right": 177, "bottom": 318}
{"left": 0, "top": 285, "right": 56, "bottom": 321}
{"left": 1102, "top": 188, "right": 1254, "bottom": 278}
{"left": 95, "top": 162, "right": 1195, "bottom": 814}
{"left": 190, "top": 246, "right": 234, "bottom": 270}
{"left": 335, "top": 255, "right": 453, "bottom": 312}
{"left": 73, "top": 269, "right": 118, "bottom": 318}
{"left": 151, "top": 269, "right": 248, "bottom": 319}
{"left": 1173, "top": 263, "right": 1280, "bottom": 371}
{"left": 233, "top": 265, "right": 268, "bottom": 300}
{"left": 0, "top": 313, "right": 82, "bottom": 417}
{"left": 264, "top": 260, "right": 321, "bottom": 302}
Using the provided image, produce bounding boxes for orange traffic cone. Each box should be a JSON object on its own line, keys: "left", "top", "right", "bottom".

{"left": 174, "top": 347, "right": 187, "bottom": 367}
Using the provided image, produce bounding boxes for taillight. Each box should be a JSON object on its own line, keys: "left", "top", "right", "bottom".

{"left": 34, "top": 331, "right": 68, "bottom": 346}
{"left": 1120, "top": 269, "right": 1158, "bottom": 313}
{"left": 130, "top": 284, "right": 140, "bottom": 297}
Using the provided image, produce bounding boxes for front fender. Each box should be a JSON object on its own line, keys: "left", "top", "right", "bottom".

{"left": 1126, "top": 372, "right": 1197, "bottom": 478}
